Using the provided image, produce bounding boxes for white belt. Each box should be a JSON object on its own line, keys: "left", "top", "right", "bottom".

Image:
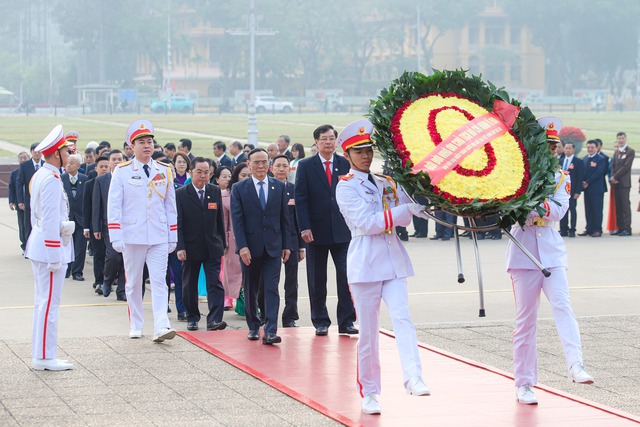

{"left": 352, "top": 228, "right": 393, "bottom": 237}
{"left": 524, "top": 217, "right": 556, "bottom": 228}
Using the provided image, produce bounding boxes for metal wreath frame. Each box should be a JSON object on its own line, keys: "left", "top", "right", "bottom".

{"left": 421, "top": 207, "right": 551, "bottom": 318}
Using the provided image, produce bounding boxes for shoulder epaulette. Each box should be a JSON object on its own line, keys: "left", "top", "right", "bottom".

{"left": 339, "top": 173, "right": 354, "bottom": 181}
{"left": 52, "top": 171, "right": 60, "bottom": 179}
{"left": 117, "top": 160, "right": 132, "bottom": 167}
{"left": 157, "top": 160, "right": 170, "bottom": 167}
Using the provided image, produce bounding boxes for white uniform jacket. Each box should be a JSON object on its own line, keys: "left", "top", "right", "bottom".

{"left": 506, "top": 171, "right": 570, "bottom": 270}
{"left": 107, "top": 158, "right": 177, "bottom": 245}
{"left": 24, "top": 163, "right": 74, "bottom": 264}
{"left": 336, "top": 170, "right": 415, "bottom": 284}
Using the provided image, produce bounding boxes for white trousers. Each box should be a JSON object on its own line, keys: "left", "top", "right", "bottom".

{"left": 31, "top": 261, "right": 65, "bottom": 359}
{"left": 123, "top": 243, "right": 170, "bottom": 333}
{"left": 510, "top": 268, "right": 584, "bottom": 387}
{"left": 350, "top": 278, "right": 422, "bottom": 397}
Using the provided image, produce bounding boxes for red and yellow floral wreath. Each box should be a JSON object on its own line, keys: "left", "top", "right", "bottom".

{"left": 390, "top": 92, "right": 530, "bottom": 205}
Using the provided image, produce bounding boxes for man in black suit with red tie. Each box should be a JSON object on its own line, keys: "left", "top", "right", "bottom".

{"left": 176, "top": 157, "right": 227, "bottom": 332}
{"left": 559, "top": 142, "right": 584, "bottom": 237}
{"left": 231, "top": 148, "right": 291, "bottom": 345}
{"left": 295, "top": 124, "right": 357, "bottom": 336}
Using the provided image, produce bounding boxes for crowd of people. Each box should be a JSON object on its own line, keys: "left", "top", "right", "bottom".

{"left": 10, "top": 116, "right": 634, "bottom": 413}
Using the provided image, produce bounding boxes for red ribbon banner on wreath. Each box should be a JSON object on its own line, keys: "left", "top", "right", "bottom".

{"left": 410, "top": 99, "right": 520, "bottom": 185}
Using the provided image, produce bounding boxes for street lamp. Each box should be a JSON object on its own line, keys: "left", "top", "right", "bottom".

{"left": 228, "top": 0, "right": 277, "bottom": 145}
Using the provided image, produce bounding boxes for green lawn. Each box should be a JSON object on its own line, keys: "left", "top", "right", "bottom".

{"left": 0, "top": 110, "right": 638, "bottom": 158}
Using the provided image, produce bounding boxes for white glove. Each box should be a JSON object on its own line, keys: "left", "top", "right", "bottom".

{"left": 408, "top": 203, "right": 429, "bottom": 219}
{"left": 112, "top": 240, "right": 124, "bottom": 253}
{"left": 62, "top": 234, "right": 72, "bottom": 246}
{"left": 46, "top": 262, "right": 62, "bottom": 272}
{"left": 168, "top": 242, "right": 177, "bottom": 253}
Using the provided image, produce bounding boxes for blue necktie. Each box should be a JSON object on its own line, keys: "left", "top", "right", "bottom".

{"left": 563, "top": 158, "right": 569, "bottom": 171}
{"left": 258, "top": 181, "right": 266, "bottom": 209}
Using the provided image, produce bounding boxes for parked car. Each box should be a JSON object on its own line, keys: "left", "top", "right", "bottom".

{"left": 254, "top": 96, "right": 294, "bottom": 113}
{"left": 150, "top": 96, "right": 194, "bottom": 113}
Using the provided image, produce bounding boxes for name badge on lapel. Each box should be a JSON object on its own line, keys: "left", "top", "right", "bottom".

{"left": 590, "top": 162, "right": 597, "bottom": 167}
{"left": 288, "top": 198, "right": 295, "bottom": 206}
{"left": 208, "top": 202, "right": 217, "bottom": 210}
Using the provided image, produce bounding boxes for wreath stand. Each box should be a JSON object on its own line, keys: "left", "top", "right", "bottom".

{"left": 422, "top": 208, "right": 551, "bottom": 318}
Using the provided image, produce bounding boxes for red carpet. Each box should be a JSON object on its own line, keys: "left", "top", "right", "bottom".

{"left": 179, "top": 328, "right": 640, "bottom": 426}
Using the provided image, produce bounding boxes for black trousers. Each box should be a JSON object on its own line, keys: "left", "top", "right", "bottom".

{"left": 103, "top": 230, "right": 125, "bottom": 297}
{"left": 242, "top": 250, "right": 281, "bottom": 335}
{"left": 91, "top": 233, "right": 106, "bottom": 285}
{"left": 306, "top": 242, "right": 355, "bottom": 329}
{"left": 584, "top": 191, "right": 604, "bottom": 234}
{"left": 614, "top": 186, "right": 632, "bottom": 232}
{"left": 282, "top": 251, "right": 299, "bottom": 324}
{"left": 182, "top": 257, "right": 224, "bottom": 324}
{"left": 17, "top": 209, "right": 26, "bottom": 250}
{"left": 69, "top": 221, "right": 86, "bottom": 276}
{"left": 560, "top": 195, "right": 579, "bottom": 234}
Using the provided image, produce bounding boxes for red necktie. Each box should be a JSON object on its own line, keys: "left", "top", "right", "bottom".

{"left": 324, "top": 161, "right": 332, "bottom": 187}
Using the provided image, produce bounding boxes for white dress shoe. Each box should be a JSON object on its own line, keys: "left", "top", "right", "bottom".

{"left": 361, "top": 393, "right": 381, "bottom": 414}
{"left": 129, "top": 329, "right": 143, "bottom": 339}
{"left": 405, "top": 376, "right": 431, "bottom": 396}
{"left": 153, "top": 327, "right": 176, "bottom": 343}
{"left": 32, "top": 358, "right": 73, "bottom": 371}
{"left": 568, "top": 363, "right": 594, "bottom": 384}
{"left": 516, "top": 385, "right": 538, "bottom": 405}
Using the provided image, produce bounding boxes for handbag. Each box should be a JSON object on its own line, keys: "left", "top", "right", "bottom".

{"left": 234, "top": 286, "right": 245, "bottom": 316}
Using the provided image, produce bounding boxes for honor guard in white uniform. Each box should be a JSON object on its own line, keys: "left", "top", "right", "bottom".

{"left": 335, "top": 119, "right": 431, "bottom": 415}
{"left": 107, "top": 119, "right": 178, "bottom": 342}
{"left": 25, "top": 125, "right": 76, "bottom": 371}
{"left": 507, "top": 116, "right": 594, "bottom": 405}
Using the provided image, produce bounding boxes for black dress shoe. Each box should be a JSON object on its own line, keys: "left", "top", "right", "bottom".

{"left": 399, "top": 234, "right": 409, "bottom": 241}
{"left": 617, "top": 230, "right": 631, "bottom": 236}
{"left": 207, "top": 321, "right": 227, "bottom": 331}
{"left": 167, "top": 307, "right": 172, "bottom": 313}
{"left": 177, "top": 312, "right": 187, "bottom": 321}
{"left": 102, "top": 283, "right": 111, "bottom": 297}
{"left": 610, "top": 230, "right": 619, "bottom": 235}
{"left": 116, "top": 295, "right": 127, "bottom": 301}
{"left": 568, "top": 231, "right": 576, "bottom": 238}
{"left": 187, "top": 321, "right": 198, "bottom": 331}
{"left": 92, "top": 282, "right": 99, "bottom": 289}
{"left": 577, "top": 231, "right": 590, "bottom": 236}
{"left": 65, "top": 271, "right": 71, "bottom": 279}
{"left": 315, "top": 326, "right": 329, "bottom": 336}
{"left": 72, "top": 274, "right": 85, "bottom": 281}
{"left": 247, "top": 330, "right": 260, "bottom": 340}
{"left": 283, "top": 321, "right": 298, "bottom": 328}
{"left": 559, "top": 232, "right": 568, "bottom": 237}
{"left": 409, "top": 232, "right": 418, "bottom": 237}
{"left": 441, "top": 237, "right": 451, "bottom": 241}
{"left": 262, "top": 333, "right": 282, "bottom": 345}
{"left": 338, "top": 325, "right": 359, "bottom": 335}
{"left": 429, "top": 235, "right": 441, "bottom": 240}
{"left": 414, "top": 233, "right": 427, "bottom": 238}
{"left": 95, "top": 285, "right": 103, "bottom": 295}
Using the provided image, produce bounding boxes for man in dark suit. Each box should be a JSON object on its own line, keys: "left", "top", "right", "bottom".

{"left": 229, "top": 141, "right": 247, "bottom": 169}
{"left": 178, "top": 138, "right": 195, "bottom": 162}
{"left": 580, "top": 140, "right": 607, "bottom": 237}
{"left": 9, "top": 151, "right": 31, "bottom": 251}
{"left": 61, "top": 154, "right": 88, "bottom": 280}
{"left": 176, "top": 157, "right": 227, "bottom": 331}
{"left": 271, "top": 155, "right": 305, "bottom": 327}
{"left": 609, "top": 132, "right": 635, "bottom": 236}
{"left": 80, "top": 147, "right": 96, "bottom": 175}
{"left": 295, "top": 124, "right": 357, "bottom": 336}
{"left": 277, "top": 135, "right": 294, "bottom": 160}
{"left": 213, "top": 141, "right": 233, "bottom": 168}
{"left": 93, "top": 150, "right": 127, "bottom": 299}
{"left": 231, "top": 148, "right": 291, "bottom": 344}
{"left": 559, "top": 142, "right": 584, "bottom": 237}
{"left": 83, "top": 155, "right": 109, "bottom": 289}
{"left": 16, "top": 143, "right": 44, "bottom": 246}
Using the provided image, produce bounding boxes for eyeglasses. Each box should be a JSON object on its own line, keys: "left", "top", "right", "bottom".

{"left": 317, "top": 137, "right": 336, "bottom": 143}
